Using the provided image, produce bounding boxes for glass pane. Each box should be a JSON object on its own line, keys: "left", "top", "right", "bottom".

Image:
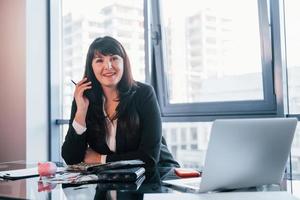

{"left": 291, "top": 124, "right": 300, "bottom": 177}
{"left": 285, "top": 0, "right": 300, "bottom": 114}
{"left": 160, "top": 0, "right": 264, "bottom": 104}
{"left": 291, "top": 180, "right": 300, "bottom": 198}
{"left": 163, "top": 122, "right": 212, "bottom": 168}
{"left": 61, "top": 0, "right": 145, "bottom": 119}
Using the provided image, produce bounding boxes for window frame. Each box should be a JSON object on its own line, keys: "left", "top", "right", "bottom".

{"left": 150, "top": 0, "right": 277, "bottom": 120}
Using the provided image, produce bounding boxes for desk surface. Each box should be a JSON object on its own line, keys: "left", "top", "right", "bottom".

{"left": 0, "top": 161, "right": 299, "bottom": 200}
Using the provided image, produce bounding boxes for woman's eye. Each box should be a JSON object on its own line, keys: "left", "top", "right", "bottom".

{"left": 96, "top": 59, "right": 103, "bottom": 63}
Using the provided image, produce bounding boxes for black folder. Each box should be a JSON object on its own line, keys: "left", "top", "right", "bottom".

{"left": 96, "top": 175, "right": 146, "bottom": 191}
{"left": 97, "top": 167, "right": 145, "bottom": 182}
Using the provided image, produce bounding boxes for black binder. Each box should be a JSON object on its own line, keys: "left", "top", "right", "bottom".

{"left": 97, "top": 167, "right": 145, "bottom": 182}
{"left": 96, "top": 175, "right": 146, "bottom": 191}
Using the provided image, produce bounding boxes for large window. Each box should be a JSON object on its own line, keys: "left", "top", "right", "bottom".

{"left": 152, "top": 0, "right": 275, "bottom": 117}
{"left": 163, "top": 122, "right": 212, "bottom": 168}
{"left": 162, "top": 0, "right": 263, "bottom": 103}
{"left": 51, "top": 0, "right": 300, "bottom": 190}
{"left": 285, "top": 0, "right": 300, "bottom": 115}
{"left": 285, "top": 0, "right": 300, "bottom": 177}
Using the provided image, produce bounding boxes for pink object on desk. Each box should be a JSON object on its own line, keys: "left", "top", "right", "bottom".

{"left": 38, "top": 162, "right": 57, "bottom": 177}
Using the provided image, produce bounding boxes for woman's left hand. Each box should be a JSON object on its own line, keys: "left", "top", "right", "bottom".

{"left": 84, "top": 148, "right": 102, "bottom": 164}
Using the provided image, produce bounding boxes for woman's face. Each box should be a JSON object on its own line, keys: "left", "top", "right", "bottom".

{"left": 92, "top": 52, "right": 124, "bottom": 89}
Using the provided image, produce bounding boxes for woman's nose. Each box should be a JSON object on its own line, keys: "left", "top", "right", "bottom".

{"left": 105, "top": 60, "right": 112, "bottom": 70}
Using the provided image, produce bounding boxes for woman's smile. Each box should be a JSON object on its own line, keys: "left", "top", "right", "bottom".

{"left": 102, "top": 71, "right": 116, "bottom": 77}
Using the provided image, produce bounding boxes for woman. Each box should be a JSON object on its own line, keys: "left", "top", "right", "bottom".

{"left": 62, "top": 36, "right": 179, "bottom": 167}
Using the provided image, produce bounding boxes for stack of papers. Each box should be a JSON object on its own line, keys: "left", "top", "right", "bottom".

{"left": 40, "top": 172, "right": 85, "bottom": 184}
{"left": 41, "top": 167, "right": 146, "bottom": 185}
{"left": 67, "top": 159, "right": 145, "bottom": 172}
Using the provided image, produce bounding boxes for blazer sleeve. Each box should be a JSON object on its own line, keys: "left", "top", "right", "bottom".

{"left": 61, "top": 100, "right": 88, "bottom": 164}
{"left": 106, "top": 84, "right": 162, "bottom": 166}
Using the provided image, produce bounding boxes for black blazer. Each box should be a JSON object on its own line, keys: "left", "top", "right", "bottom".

{"left": 61, "top": 82, "right": 179, "bottom": 167}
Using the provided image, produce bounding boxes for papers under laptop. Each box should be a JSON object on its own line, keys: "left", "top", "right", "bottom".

{"left": 163, "top": 118, "right": 297, "bottom": 193}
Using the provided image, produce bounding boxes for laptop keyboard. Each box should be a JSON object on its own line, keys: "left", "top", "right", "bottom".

{"left": 185, "top": 180, "right": 201, "bottom": 188}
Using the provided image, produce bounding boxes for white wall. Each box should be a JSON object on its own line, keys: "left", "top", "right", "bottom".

{"left": 26, "top": 0, "right": 49, "bottom": 162}
{"left": 0, "top": 0, "right": 49, "bottom": 163}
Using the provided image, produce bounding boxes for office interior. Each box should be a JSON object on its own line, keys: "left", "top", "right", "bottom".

{"left": 1, "top": 0, "right": 300, "bottom": 199}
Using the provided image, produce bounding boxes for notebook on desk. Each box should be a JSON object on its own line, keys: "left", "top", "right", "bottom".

{"left": 163, "top": 118, "right": 297, "bottom": 193}
{"left": 0, "top": 167, "right": 39, "bottom": 180}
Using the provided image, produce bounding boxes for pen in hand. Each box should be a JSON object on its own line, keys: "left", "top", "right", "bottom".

{"left": 71, "top": 80, "right": 77, "bottom": 85}
{"left": 71, "top": 79, "right": 92, "bottom": 100}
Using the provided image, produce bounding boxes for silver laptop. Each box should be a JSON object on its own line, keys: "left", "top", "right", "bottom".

{"left": 163, "top": 118, "right": 297, "bottom": 193}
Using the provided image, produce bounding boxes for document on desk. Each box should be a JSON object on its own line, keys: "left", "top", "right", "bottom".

{"left": 0, "top": 167, "right": 39, "bottom": 180}
{"left": 67, "top": 159, "right": 145, "bottom": 172}
{"left": 0, "top": 167, "right": 66, "bottom": 180}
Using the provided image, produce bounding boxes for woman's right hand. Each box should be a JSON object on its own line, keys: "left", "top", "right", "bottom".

{"left": 73, "top": 77, "right": 92, "bottom": 126}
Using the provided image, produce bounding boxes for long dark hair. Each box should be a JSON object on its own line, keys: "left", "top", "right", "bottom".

{"left": 83, "top": 36, "right": 139, "bottom": 139}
